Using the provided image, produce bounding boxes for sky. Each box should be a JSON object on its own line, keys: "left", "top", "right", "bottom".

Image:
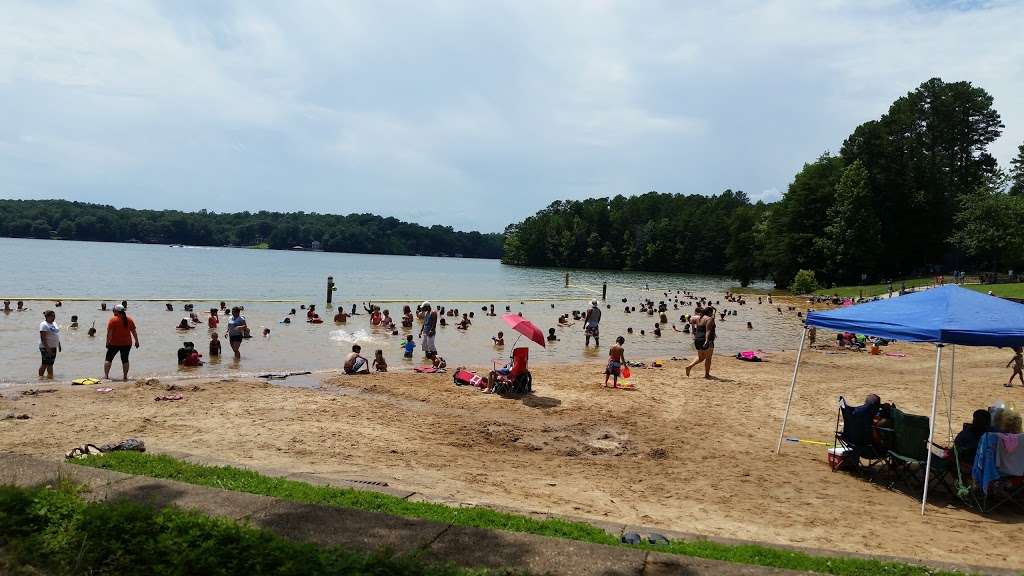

{"left": 1, "top": 1, "right": 1023, "bottom": 232}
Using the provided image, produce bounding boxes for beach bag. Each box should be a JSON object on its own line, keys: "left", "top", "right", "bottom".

{"left": 453, "top": 369, "right": 487, "bottom": 389}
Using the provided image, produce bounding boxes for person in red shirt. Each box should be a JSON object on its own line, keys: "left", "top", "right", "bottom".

{"left": 208, "top": 308, "right": 220, "bottom": 329}
{"left": 104, "top": 305, "right": 140, "bottom": 381}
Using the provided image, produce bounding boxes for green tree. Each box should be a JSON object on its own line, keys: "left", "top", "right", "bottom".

{"left": 950, "top": 189, "right": 1024, "bottom": 271}
{"left": 813, "top": 161, "right": 881, "bottom": 284}
{"left": 1009, "top": 143, "right": 1024, "bottom": 196}
{"left": 789, "top": 269, "right": 820, "bottom": 294}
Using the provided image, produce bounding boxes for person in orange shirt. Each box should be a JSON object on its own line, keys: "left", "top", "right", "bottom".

{"left": 104, "top": 304, "right": 140, "bottom": 381}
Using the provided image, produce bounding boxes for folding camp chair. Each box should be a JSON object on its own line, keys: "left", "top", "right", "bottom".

{"left": 962, "top": 432, "right": 1024, "bottom": 514}
{"left": 491, "top": 347, "right": 532, "bottom": 395}
{"left": 832, "top": 397, "right": 887, "bottom": 476}
{"left": 886, "top": 407, "right": 954, "bottom": 496}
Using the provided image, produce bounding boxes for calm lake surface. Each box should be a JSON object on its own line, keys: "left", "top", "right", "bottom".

{"left": 0, "top": 238, "right": 804, "bottom": 385}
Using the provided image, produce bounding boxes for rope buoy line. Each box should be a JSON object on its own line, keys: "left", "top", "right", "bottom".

{"left": 1, "top": 296, "right": 592, "bottom": 304}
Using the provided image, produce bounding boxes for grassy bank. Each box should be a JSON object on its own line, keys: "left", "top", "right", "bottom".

{"left": 0, "top": 483, "right": 481, "bottom": 576}
{"left": 74, "top": 452, "right": 970, "bottom": 576}
{"left": 814, "top": 277, "right": 934, "bottom": 298}
{"left": 963, "top": 283, "right": 1024, "bottom": 299}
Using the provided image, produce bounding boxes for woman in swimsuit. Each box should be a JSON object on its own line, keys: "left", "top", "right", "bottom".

{"left": 685, "top": 307, "right": 706, "bottom": 377}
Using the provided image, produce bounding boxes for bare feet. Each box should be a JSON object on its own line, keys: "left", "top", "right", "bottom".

{"left": 685, "top": 365, "right": 691, "bottom": 377}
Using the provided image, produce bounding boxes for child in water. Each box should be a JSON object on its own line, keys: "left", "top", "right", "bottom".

{"left": 373, "top": 350, "right": 387, "bottom": 372}
{"left": 1007, "top": 346, "right": 1024, "bottom": 387}
{"left": 402, "top": 335, "right": 416, "bottom": 358}
{"left": 492, "top": 331, "right": 504, "bottom": 346}
{"left": 209, "top": 333, "right": 222, "bottom": 357}
{"left": 209, "top": 309, "right": 219, "bottom": 329}
{"left": 547, "top": 327, "right": 558, "bottom": 342}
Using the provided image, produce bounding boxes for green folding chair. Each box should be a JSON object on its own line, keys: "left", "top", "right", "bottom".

{"left": 886, "top": 407, "right": 953, "bottom": 496}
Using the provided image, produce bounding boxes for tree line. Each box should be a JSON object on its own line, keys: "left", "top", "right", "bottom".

{"left": 0, "top": 200, "right": 504, "bottom": 259}
{"left": 503, "top": 78, "right": 1024, "bottom": 289}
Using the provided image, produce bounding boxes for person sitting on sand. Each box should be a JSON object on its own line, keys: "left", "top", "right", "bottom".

{"left": 209, "top": 333, "right": 221, "bottom": 357}
{"left": 402, "top": 335, "right": 416, "bottom": 358}
{"left": 176, "top": 318, "right": 193, "bottom": 330}
{"left": 604, "top": 336, "right": 626, "bottom": 388}
{"left": 334, "top": 307, "right": 349, "bottom": 323}
{"left": 344, "top": 345, "right": 370, "bottom": 374}
{"left": 432, "top": 355, "right": 447, "bottom": 369}
{"left": 373, "top": 349, "right": 387, "bottom": 372}
{"left": 493, "top": 331, "right": 504, "bottom": 346}
{"left": 547, "top": 327, "right": 558, "bottom": 342}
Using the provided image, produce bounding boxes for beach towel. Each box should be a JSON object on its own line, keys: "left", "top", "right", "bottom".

{"left": 453, "top": 369, "right": 487, "bottom": 389}
{"left": 736, "top": 350, "right": 762, "bottom": 362}
{"left": 414, "top": 366, "right": 444, "bottom": 373}
{"left": 996, "top": 433, "right": 1024, "bottom": 476}
{"left": 72, "top": 377, "right": 101, "bottom": 386}
{"left": 973, "top": 433, "right": 1002, "bottom": 494}
{"left": 884, "top": 352, "right": 907, "bottom": 358}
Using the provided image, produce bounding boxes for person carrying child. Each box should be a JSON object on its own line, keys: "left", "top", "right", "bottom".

{"left": 1007, "top": 346, "right": 1024, "bottom": 387}
{"left": 604, "top": 336, "right": 626, "bottom": 388}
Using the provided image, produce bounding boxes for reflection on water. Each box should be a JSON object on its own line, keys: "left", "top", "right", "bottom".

{"left": 0, "top": 237, "right": 807, "bottom": 385}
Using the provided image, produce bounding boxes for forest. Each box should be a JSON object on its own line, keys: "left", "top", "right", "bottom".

{"left": 502, "top": 78, "right": 1024, "bottom": 289}
{"left": 0, "top": 200, "right": 504, "bottom": 259}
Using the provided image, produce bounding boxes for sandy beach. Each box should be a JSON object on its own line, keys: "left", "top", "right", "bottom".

{"left": 3, "top": 342, "right": 1023, "bottom": 570}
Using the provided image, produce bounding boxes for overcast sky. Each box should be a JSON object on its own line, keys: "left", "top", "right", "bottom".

{"left": 1, "top": 1, "right": 1022, "bottom": 232}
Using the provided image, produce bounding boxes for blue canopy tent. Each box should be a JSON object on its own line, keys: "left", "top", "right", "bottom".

{"left": 775, "top": 285, "right": 1024, "bottom": 513}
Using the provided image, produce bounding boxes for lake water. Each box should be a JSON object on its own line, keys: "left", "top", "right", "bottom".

{"left": 0, "top": 237, "right": 805, "bottom": 385}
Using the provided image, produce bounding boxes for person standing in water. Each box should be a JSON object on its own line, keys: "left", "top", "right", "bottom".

{"left": 419, "top": 302, "right": 438, "bottom": 359}
{"left": 583, "top": 299, "right": 602, "bottom": 347}
{"left": 226, "top": 306, "right": 247, "bottom": 360}
{"left": 104, "top": 304, "right": 139, "bottom": 381}
{"left": 38, "top": 310, "right": 61, "bottom": 379}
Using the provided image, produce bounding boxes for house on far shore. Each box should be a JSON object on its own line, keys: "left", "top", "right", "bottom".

{"left": 311, "top": 240, "right": 322, "bottom": 252}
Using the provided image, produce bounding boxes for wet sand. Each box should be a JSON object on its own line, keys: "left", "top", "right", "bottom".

{"left": 2, "top": 342, "right": 1022, "bottom": 569}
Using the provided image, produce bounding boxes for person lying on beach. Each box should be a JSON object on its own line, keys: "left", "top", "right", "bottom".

{"left": 334, "top": 307, "right": 349, "bottom": 323}
{"left": 604, "top": 336, "right": 626, "bottom": 388}
{"left": 373, "top": 349, "right": 387, "bottom": 372}
{"left": 176, "top": 318, "right": 193, "bottom": 330}
{"left": 547, "top": 327, "right": 558, "bottom": 342}
{"left": 402, "top": 335, "right": 416, "bottom": 358}
{"left": 492, "top": 331, "right": 504, "bottom": 346}
{"left": 344, "top": 345, "right": 370, "bottom": 374}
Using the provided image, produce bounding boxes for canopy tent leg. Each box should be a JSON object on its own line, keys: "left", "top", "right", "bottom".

{"left": 775, "top": 327, "right": 808, "bottom": 454}
{"left": 921, "top": 344, "right": 944, "bottom": 515}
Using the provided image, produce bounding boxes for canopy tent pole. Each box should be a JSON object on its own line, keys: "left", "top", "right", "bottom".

{"left": 948, "top": 345, "right": 956, "bottom": 442}
{"left": 776, "top": 327, "right": 808, "bottom": 454}
{"left": 921, "top": 344, "right": 944, "bottom": 515}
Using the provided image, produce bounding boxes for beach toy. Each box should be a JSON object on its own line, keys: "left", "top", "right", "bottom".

{"left": 621, "top": 365, "right": 631, "bottom": 379}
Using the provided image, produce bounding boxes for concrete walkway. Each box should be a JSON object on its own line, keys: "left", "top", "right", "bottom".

{"left": 0, "top": 452, "right": 1011, "bottom": 575}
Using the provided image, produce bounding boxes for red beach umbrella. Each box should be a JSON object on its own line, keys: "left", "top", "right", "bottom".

{"left": 501, "top": 313, "right": 546, "bottom": 348}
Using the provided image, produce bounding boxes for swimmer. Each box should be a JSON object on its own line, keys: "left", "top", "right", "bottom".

{"left": 87, "top": 322, "right": 96, "bottom": 337}
{"left": 17, "top": 301, "right": 27, "bottom": 311}
{"left": 176, "top": 318, "right": 192, "bottom": 330}
{"left": 440, "top": 317, "right": 447, "bottom": 327}
{"left": 334, "top": 307, "right": 349, "bottom": 323}
{"left": 70, "top": 315, "right": 79, "bottom": 329}
{"left": 2, "top": 300, "right": 10, "bottom": 313}
{"left": 627, "top": 327, "right": 634, "bottom": 334}
{"left": 493, "top": 331, "right": 504, "bottom": 346}
{"left": 281, "top": 317, "right": 291, "bottom": 324}
{"left": 547, "top": 327, "right": 558, "bottom": 342}
{"left": 166, "top": 303, "right": 174, "bottom": 311}
{"left": 99, "top": 303, "right": 107, "bottom": 311}
{"left": 262, "top": 327, "right": 270, "bottom": 338}
{"left": 747, "top": 321, "right": 753, "bottom": 330}
{"left": 381, "top": 310, "right": 394, "bottom": 329}
{"left": 401, "top": 305, "right": 413, "bottom": 328}
{"left": 289, "top": 308, "right": 297, "bottom": 315}
{"left": 653, "top": 323, "right": 661, "bottom": 337}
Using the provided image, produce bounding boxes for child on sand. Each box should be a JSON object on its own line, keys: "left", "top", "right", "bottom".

{"left": 402, "top": 335, "right": 416, "bottom": 358}
{"left": 209, "top": 333, "right": 221, "bottom": 357}
{"left": 604, "top": 336, "right": 626, "bottom": 388}
{"left": 492, "top": 331, "right": 504, "bottom": 346}
{"left": 1007, "top": 346, "right": 1024, "bottom": 387}
{"left": 433, "top": 356, "right": 447, "bottom": 370}
{"left": 373, "top": 349, "right": 387, "bottom": 372}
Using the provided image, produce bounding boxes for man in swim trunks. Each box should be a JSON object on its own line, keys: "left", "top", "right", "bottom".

{"left": 419, "top": 302, "right": 438, "bottom": 359}
{"left": 583, "top": 300, "right": 602, "bottom": 347}
{"left": 344, "top": 344, "right": 370, "bottom": 374}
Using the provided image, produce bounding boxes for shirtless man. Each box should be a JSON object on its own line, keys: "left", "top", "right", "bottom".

{"left": 583, "top": 300, "right": 602, "bottom": 347}
{"left": 334, "top": 307, "right": 349, "bottom": 323}
{"left": 343, "top": 344, "right": 370, "bottom": 374}
{"left": 604, "top": 336, "right": 626, "bottom": 388}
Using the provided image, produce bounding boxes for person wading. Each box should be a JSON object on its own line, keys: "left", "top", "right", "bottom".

{"left": 419, "top": 302, "right": 438, "bottom": 359}
{"left": 104, "top": 304, "right": 140, "bottom": 381}
{"left": 583, "top": 299, "right": 602, "bottom": 347}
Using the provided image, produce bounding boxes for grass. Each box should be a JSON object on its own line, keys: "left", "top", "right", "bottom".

{"left": 727, "top": 286, "right": 792, "bottom": 295}
{"left": 73, "top": 452, "right": 976, "bottom": 576}
{"left": 963, "top": 282, "right": 1024, "bottom": 299}
{"left": 814, "top": 277, "right": 934, "bottom": 298}
{"left": 0, "top": 483, "right": 488, "bottom": 576}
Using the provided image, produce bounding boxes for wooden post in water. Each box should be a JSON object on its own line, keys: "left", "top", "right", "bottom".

{"left": 565, "top": 272, "right": 569, "bottom": 288}
{"left": 326, "top": 276, "right": 335, "bottom": 305}
{"left": 602, "top": 282, "right": 607, "bottom": 301}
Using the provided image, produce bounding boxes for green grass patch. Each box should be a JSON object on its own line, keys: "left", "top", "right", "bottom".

{"left": 963, "top": 283, "right": 1024, "bottom": 299}
{"left": 815, "top": 277, "right": 933, "bottom": 298}
{"left": 727, "top": 287, "right": 792, "bottom": 296}
{"left": 72, "top": 452, "right": 976, "bottom": 576}
{"left": 0, "top": 483, "right": 488, "bottom": 576}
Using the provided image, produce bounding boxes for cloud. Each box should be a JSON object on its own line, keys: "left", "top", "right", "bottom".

{"left": 0, "top": 1, "right": 1022, "bottom": 231}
